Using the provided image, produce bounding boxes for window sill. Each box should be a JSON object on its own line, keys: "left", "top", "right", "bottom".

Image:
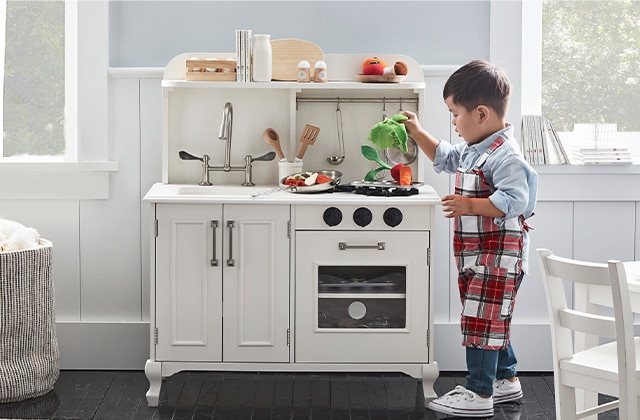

{"left": 534, "top": 163, "right": 640, "bottom": 175}
{"left": 535, "top": 163, "right": 640, "bottom": 201}
{"left": 0, "top": 161, "right": 119, "bottom": 199}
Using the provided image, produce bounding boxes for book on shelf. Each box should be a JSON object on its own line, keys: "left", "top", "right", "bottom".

{"left": 235, "top": 29, "right": 252, "bottom": 82}
{"left": 521, "top": 115, "right": 569, "bottom": 165}
{"left": 570, "top": 145, "right": 632, "bottom": 165}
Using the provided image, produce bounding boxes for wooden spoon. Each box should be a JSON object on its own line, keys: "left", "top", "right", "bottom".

{"left": 263, "top": 128, "right": 286, "bottom": 161}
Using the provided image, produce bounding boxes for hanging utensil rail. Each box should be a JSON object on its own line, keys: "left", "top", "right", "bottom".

{"left": 296, "top": 96, "right": 419, "bottom": 110}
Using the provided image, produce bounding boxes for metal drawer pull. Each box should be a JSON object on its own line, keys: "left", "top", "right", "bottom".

{"left": 227, "top": 220, "right": 235, "bottom": 266}
{"left": 210, "top": 220, "right": 219, "bottom": 267}
{"left": 338, "top": 241, "right": 385, "bottom": 251}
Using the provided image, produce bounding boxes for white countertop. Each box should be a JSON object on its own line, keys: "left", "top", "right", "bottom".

{"left": 143, "top": 182, "right": 441, "bottom": 206}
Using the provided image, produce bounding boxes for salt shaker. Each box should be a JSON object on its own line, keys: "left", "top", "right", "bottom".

{"left": 313, "top": 61, "right": 327, "bottom": 82}
{"left": 297, "top": 60, "right": 311, "bottom": 82}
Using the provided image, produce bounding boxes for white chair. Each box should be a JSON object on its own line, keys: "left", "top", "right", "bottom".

{"left": 537, "top": 248, "right": 640, "bottom": 419}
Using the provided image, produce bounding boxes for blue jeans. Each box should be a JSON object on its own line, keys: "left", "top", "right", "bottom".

{"left": 465, "top": 342, "right": 518, "bottom": 396}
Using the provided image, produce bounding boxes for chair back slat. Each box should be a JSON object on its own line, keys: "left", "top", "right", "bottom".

{"left": 558, "top": 308, "right": 616, "bottom": 337}
{"left": 545, "top": 254, "right": 610, "bottom": 286}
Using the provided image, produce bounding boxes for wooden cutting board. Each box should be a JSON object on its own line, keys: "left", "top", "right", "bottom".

{"left": 270, "top": 39, "right": 325, "bottom": 81}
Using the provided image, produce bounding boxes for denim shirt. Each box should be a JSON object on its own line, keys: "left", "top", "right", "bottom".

{"left": 433, "top": 124, "right": 538, "bottom": 272}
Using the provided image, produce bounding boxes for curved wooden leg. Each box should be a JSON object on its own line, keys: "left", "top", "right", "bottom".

{"left": 421, "top": 363, "right": 439, "bottom": 405}
{"left": 145, "top": 359, "right": 162, "bottom": 407}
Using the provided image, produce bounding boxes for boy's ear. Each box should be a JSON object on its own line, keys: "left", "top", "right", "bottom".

{"left": 476, "top": 105, "right": 489, "bottom": 122}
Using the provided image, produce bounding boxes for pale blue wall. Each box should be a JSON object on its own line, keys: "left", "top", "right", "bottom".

{"left": 109, "top": 1, "right": 490, "bottom": 67}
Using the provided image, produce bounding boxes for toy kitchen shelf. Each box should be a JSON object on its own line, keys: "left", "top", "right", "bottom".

{"left": 161, "top": 52, "right": 427, "bottom": 186}
{"left": 162, "top": 52, "right": 425, "bottom": 90}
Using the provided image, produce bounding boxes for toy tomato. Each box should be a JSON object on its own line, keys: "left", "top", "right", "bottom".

{"left": 361, "top": 56, "right": 387, "bottom": 75}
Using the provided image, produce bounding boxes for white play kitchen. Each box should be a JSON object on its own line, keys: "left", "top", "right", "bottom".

{"left": 143, "top": 38, "right": 441, "bottom": 407}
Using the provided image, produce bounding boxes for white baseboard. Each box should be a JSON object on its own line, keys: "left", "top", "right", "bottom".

{"left": 434, "top": 322, "right": 553, "bottom": 372}
{"left": 55, "top": 321, "right": 552, "bottom": 372}
{"left": 56, "top": 321, "right": 149, "bottom": 370}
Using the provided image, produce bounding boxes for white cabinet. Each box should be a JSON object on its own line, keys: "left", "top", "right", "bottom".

{"left": 153, "top": 203, "right": 290, "bottom": 365}
{"left": 155, "top": 204, "right": 222, "bottom": 362}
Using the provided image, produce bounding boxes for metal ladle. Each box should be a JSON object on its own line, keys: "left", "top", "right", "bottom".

{"left": 327, "top": 99, "right": 345, "bottom": 165}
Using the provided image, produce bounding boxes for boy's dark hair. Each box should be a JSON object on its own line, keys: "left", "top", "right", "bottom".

{"left": 443, "top": 60, "right": 511, "bottom": 118}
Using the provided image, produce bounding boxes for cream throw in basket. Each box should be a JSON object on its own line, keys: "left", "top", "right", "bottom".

{"left": 0, "top": 239, "right": 59, "bottom": 402}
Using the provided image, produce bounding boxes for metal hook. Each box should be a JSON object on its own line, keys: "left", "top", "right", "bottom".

{"left": 327, "top": 97, "right": 345, "bottom": 165}
{"left": 398, "top": 97, "right": 404, "bottom": 112}
{"left": 382, "top": 97, "right": 387, "bottom": 121}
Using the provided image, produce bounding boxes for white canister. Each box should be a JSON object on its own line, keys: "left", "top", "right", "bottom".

{"left": 278, "top": 161, "right": 303, "bottom": 182}
{"left": 252, "top": 34, "right": 272, "bottom": 82}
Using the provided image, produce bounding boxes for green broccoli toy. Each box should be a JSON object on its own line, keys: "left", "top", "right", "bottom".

{"left": 366, "top": 114, "right": 409, "bottom": 153}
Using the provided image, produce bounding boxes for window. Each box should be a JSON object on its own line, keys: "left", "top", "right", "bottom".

{"left": 542, "top": 0, "right": 640, "bottom": 132}
{"left": 1, "top": 0, "right": 73, "bottom": 161}
{"left": 539, "top": 0, "right": 640, "bottom": 162}
{"left": 0, "top": 1, "right": 113, "bottom": 199}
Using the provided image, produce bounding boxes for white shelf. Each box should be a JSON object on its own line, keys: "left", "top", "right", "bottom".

{"left": 162, "top": 80, "right": 425, "bottom": 90}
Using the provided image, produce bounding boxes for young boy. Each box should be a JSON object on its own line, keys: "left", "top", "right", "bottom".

{"left": 401, "top": 60, "right": 538, "bottom": 418}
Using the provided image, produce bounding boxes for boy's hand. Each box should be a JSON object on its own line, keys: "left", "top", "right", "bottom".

{"left": 400, "top": 111, "right": 420, "bottom": 133}
{"left": 442, "top": 194, "right": 506, "bottom": 218}
{"left": 441, "top": 194, "right": 470, "bottom": 218}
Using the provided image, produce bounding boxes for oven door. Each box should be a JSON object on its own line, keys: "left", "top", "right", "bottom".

{"left": 295, "top": 230, "right": 430, "bottom": 363}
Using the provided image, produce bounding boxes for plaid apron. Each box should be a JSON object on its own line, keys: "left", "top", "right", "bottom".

{"left": 454, "top": 137, "right": 526, "bottom": 350}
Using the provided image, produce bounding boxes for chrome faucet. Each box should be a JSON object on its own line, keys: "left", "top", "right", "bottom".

{"left": 218, "top": 102, "right": 233, "bottom": 171}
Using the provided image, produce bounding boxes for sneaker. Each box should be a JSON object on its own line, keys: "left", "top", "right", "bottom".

{"left": 427, "top": 385, "right": 494, "bottom": 417}
{"left": 493, "top": 377, "right": 523, "bottom": 404}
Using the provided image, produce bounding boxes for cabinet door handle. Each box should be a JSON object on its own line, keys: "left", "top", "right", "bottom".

{"left": 211, "top": 220, "right": 219, "bottom": 266}
{"left": 227, "top": 220, "right": 235, "bottom": 267}
{"left": 338, "top": 241, "right": 385, "bottom": 251}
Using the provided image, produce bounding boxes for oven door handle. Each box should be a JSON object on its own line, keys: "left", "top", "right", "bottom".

{"left": 338, "top": 241, "right": 385, "bottom": 251}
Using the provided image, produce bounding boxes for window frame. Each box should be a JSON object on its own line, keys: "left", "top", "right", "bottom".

{"left": 0, "top": 0, "right": 117, "bottom": 199}
{"left": 519, "top": 0, "right": 640, "bottom": 166}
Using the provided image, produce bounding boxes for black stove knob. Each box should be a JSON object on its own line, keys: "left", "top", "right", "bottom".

{"left": 383, "top": 207, "right": 403, "bottom": 227}
{"left": 323, "top": 207, "right": 342, "bottom": 227}
{"left": 353, "top": 207, "right": 373, "bottom": 227}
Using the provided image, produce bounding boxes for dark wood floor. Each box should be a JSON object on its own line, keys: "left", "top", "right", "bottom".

{"left": 0, "top": 370, "right": 619, "bottom": 419}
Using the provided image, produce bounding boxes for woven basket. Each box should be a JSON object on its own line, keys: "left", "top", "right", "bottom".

{"left": 0, "top": 239, "right": 60, "bottom": 403}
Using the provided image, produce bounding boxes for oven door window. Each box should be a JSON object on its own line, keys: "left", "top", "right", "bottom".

{"left": 318, "top": 266, "right": 406, "bottom": 329}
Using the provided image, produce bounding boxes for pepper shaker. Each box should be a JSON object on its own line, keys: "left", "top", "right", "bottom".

{"left": 297, "top": 60, "right": 311, "bottom": 82}
{"left": 313, "top": 60, "right": 327, "bottom": 82}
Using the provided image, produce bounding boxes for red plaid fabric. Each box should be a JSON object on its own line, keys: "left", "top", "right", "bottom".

{"left": 453, "top": 137, "right": 525, "bottom": 350}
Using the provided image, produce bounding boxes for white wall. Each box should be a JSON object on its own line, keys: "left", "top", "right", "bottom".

{"left": 109, "top": 1, "right": 490, "bottom": 68}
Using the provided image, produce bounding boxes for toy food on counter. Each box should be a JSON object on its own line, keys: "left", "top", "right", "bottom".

{"left": 283, "top": 171, "right": 332, "bottom": 187}
{"left": 391, "top": 164, "right": 412, "bottom": 186}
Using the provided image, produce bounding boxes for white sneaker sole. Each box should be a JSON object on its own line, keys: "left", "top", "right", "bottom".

{"left": 493, "top": 388, "right": 523, "bottom": 404}
{"left": 428, "top": 400, "right": 495, "bottom": 417}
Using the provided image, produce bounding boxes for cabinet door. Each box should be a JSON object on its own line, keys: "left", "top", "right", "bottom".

{"left": 222, "top": 204, "right": 290, "bottom": 362}
{"left": 155, "top": 204, "right": 222, "bottom": 362}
